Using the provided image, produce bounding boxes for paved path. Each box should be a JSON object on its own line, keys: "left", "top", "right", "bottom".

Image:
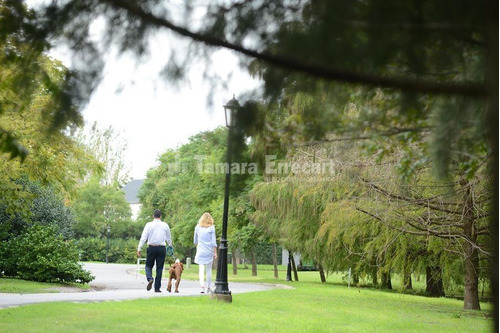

{"left": 0, "top": 263, "right": 275, "bottom": 308}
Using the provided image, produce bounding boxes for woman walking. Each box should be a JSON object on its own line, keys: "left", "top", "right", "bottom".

{"left": 193, "top": 212, "right": 217, "bottom": 293}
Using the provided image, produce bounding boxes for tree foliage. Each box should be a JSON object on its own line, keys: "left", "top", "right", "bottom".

{"left": 0, "top": 178, "right": 76, "bottom": 241}
{"left": 74, "top": 122, "right": 130, "bottom": 187}
{"left": 0, "top": 1, "right": 85, "bottom": 159}
{"left": 250, "top": 133, "right": 492, "bottom": 308}
{"left": 138, "top": 127, "right": 264, "bottom": 261}
{"left": 71, "top": 179, "right": 132, "bottom": 238}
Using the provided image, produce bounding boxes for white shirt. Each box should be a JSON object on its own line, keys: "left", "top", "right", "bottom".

{"left": 137, "top": 219, "right": 172, "bottom": 251}
{"left": 193, "top": 225, "right": 217, "bottom": 264}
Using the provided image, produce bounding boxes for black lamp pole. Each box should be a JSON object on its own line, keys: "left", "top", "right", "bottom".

{"left": 286, "top": 251, "right": 292, "bottom": 281}
{"left": 213, "top": 96, "right": 240, "bottom": 302}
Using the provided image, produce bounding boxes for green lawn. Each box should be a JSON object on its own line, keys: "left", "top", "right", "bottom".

{"left": 0, "top": 264, "right": 492, "bottom": 332}
{"left": 175, "top": 264, "right": 490, "bottom": 298}
{"left": 0, "top": 278, "right": 89, "bottom": 294}
{"left": 0, "top": 280, "right": 492, "bottom": 332}
{"left": 152, "top": 264, "right": 431, "bottom": 294}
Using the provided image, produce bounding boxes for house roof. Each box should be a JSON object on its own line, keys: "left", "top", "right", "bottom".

{"left": 121, "top": 179, "right": 144, "bottom": 204}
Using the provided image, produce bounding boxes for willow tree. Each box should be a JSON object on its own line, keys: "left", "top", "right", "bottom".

{"left": 250, "top": 122, "right": 492, "bottom": 307}
{"left": 356, "top": 170, "right": 492, "bottom": 309}
{"left": 249, "top": 139, "right": 426, "bottom": 289}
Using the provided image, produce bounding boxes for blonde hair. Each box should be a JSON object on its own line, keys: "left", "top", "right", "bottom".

{"left": 198, "top": 212, "right": 214, "bottom": 227}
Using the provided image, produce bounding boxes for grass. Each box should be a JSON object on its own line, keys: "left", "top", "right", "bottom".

{"left": 0, "top": 278, "right": 492, "bottom": 332}
{"left": 150, "top": 264, "right": 430, "bottom": 293}
{"left": 0, "top": 278, "right": 90, "bottom": 294}
{"left": 165, "top": 263, "right": 491, "bottom": 298}
{"left": 0, "top": 264, "right": 492, "bottom": 332}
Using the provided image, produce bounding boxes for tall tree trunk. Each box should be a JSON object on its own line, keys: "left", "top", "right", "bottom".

{"left": 403, "top": 258, "right": 413, "bottom": 290}
{"left": 290, "top": 254, "right": 299, "bottom": 281}
{"left": 272, "top": 242, "right": 279, "bottom": 279}
{"left": 232, "top": 247, "right": 237, "bottom": 275}
{"left": 464, "top": 246, "right": 480, "bottom": 310}
{"left": 243, "top": 256, "right": 248, "bottom": 270}
{"left": 426, "top": 266, "right": 445, "bottom": 297}
{"left": 371, "top": 266, "right": 378, "bottom": 286}
{"left": 403, "top": 272, "right": 413, "bottom": 290}
{"left": 251, "top": 247, "right": 257, "bottom": 276}
{"left": 381, "top": 271, "right": 392, "bottom": 290}
{"left": 235, "top": 248, "right": 241, "bottom": 265}
{"left": 353, "top": 273, "right": 359, "bottom": 284}
{"left": 318, "top": 263, "right": 326, "bottom": 283}
{"left": 462, "top": 179, "right": 481, "bottom": 310}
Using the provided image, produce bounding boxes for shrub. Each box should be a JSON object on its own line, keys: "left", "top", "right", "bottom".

{"left": 0, "top": 178, "right": 75, "bottom": 240}
{"left": 4, "top": 224, "right": 94, "bottom": 283}
{"left": 0, "top": 239, "right": 18, "bottom": 277}
{"left": 76, "top": 237, "right": 138, "bottom": 263}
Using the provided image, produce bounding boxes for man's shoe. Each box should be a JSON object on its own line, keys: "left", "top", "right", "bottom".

{"left": 147, "top": 279, "right": 154, "bottom": 291}
{"left": 154, "top": 289, "right": 162, "bottom": 293}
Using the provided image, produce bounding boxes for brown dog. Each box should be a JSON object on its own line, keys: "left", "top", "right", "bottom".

{"left": 167, "top": 260, "right": 184, "bottom": 293}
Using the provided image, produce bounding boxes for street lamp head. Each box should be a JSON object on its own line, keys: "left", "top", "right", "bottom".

{"left": 223, "top": 94, "right": 241, "bottom": 128}
{"left": 107, "top": 225, "right": 111, "bottom": 233}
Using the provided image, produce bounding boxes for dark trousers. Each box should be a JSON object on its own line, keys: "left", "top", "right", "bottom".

{"left": 145, "top": 246, "right": 166, "bottom": 291}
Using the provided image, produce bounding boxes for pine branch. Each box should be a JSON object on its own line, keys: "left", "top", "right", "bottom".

{"left": 361, "top": 179, "right": 463, "bottom": 215}
{"left": 332, "top": 19, "right": 481, "bottom": 33}
{"left": 102, "top": 0, "right": 487, "bottom": 97}
{"left": 301, "top": 127, "right": 431, "bottom": 144}
{"left": 357, "top": 207, "right": 491, "bottom": 257}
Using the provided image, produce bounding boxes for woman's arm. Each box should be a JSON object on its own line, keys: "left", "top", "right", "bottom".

{"left": 212, "top": 226, "right": 217, "bottom": 258}
{"left": 193, "top": 226, "right": 198, "bottom": 245}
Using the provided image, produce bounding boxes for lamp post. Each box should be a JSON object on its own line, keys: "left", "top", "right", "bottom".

{"left": 106, "top": 225, "right": 111, "bottom": 264}
{"left": 286, "top": 251, "right": 292, "bottom": 281}
{"left": 213, "top": 95, "right": 240, "bottom": 303}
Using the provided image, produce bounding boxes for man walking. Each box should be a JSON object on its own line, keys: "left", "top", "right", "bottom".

{"left": 137, "top": 209, "right": 172, "bottom": 292}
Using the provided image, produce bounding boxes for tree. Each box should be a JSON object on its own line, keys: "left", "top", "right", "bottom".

{"left": 72, "top": 179, "right": 132, "bottom": 238}
{"left": 251, "top": 131, "right": 491, "bottom": 308}
{"left": 138, "top": 127, "right": 265, "bottom": 264}
{"left": 138, "top": 128, "right": 228, "bottom": 257}
{"left": 0, "top": 178, "right": 76, "bottom": 243}
{"left": 16, "top": 0, "right": 495, "bottom": 179}
{"left": 0, "top": 42, "right": 97, "bottom": 235}
{"left": 356, "top": 171, "right": 491, "bottom": 309}
{"left": 0, "top": 1, "right": 85, "bottom": 159}
{"left": 75, "top": 122, "right": 130, "bottom": 187}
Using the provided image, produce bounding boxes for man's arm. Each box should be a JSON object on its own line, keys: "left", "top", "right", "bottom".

{"left": 165, "top": 224, "right": 172, "bottom": 247}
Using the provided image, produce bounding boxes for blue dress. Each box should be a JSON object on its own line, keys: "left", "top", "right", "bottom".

{"left": 193, "top": 225, "right": 217, "bottom": 264}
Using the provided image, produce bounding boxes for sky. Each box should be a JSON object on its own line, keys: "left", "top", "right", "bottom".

{"left": 78, "top": 42, "right": 260, "bottom": 180}
{"left": 27, "top": 0, "right": 260, "bottom": 181}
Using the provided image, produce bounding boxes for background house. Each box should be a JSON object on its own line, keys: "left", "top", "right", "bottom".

{"left": 121, "top": 179, "right": 144, "bottom": 221}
